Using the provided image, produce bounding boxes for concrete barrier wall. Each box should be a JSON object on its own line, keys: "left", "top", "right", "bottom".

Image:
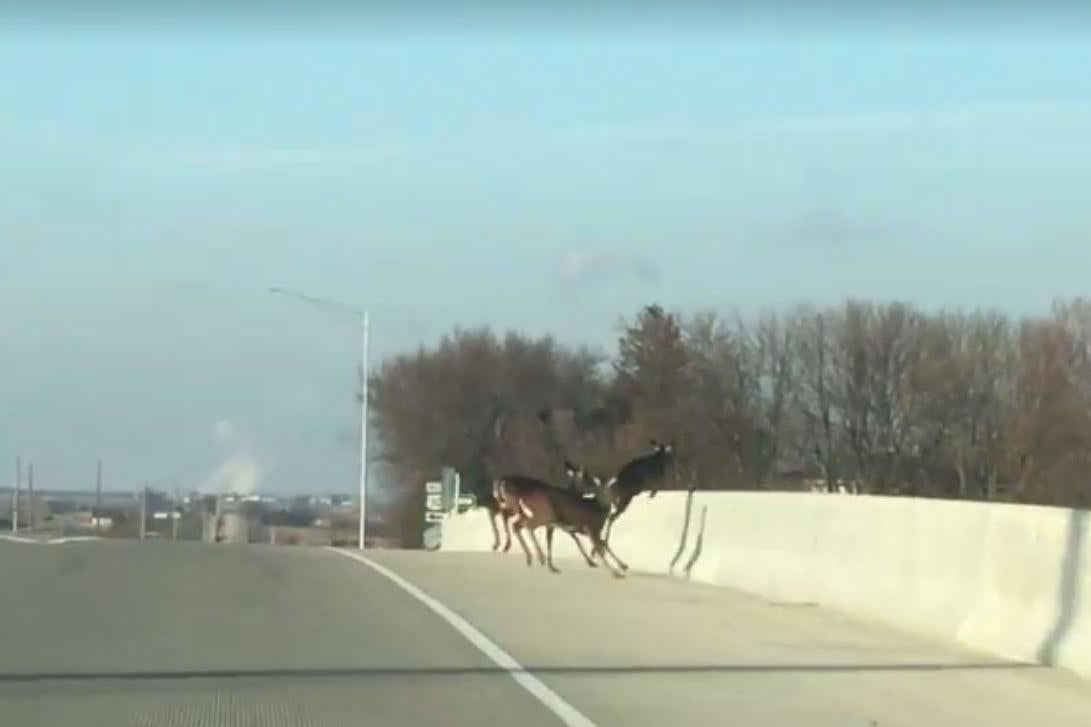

{"left": 441, "top": 491, "right": 1091, "bottom": 679}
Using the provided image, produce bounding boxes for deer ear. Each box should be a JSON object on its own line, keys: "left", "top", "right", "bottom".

{"left": 649, "top": 439, "right": 659, "bottom": 448}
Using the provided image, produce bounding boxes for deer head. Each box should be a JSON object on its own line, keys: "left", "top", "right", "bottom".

{"left": 564, "top": 461, "right": 614, "bottom": 506}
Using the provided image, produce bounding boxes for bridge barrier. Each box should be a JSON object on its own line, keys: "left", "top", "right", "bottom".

{"left": 440, "top": 491, "right": 1091, "bottom": 679}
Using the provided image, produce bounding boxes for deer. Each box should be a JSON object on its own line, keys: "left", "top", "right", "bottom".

{"left": 493, "top": 467, "right": 625, "bottom": 577}
{"left": 457, "top": 472, "right": 510, "bottom": 552}
{"left": 554, "top": 462, "right": 629, "bottom": 576}
{"left": 601, "top": 440, "right": 676, "bottom": 559}
{"left": 491, "top": 474, "right": 599, "bottom": 568}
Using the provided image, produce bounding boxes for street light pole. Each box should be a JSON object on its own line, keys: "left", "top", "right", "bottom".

{"left": 269, "top": 287, "right": 370, "bottom": 550}
{"left": 359, "top": 310, "right": 370, "bottom": 551}
{"left": 12, "top": 457, "right": 20, "bottom": 534}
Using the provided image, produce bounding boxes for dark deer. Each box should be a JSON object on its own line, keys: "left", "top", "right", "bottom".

{"left": 602, "top": 440, "right": 676, "bottom": 550}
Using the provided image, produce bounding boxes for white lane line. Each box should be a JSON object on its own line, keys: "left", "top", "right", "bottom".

{"left": 0, "top": 535, "right": 40, "bottom": 544}
{"left": 0, "top": 535, "right": 101, "bottom": 545}
{"left": 326, "top": 547, "right": 598, "bottom": 727}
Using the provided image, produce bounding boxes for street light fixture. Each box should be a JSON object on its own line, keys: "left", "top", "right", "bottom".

{"left": 269, "top": 286, "right": 370, "bottom": 550}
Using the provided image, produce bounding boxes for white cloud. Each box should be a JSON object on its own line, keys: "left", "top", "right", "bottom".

{"left": 213, "top": 419, "right": 237, "bottom": 444}
{"left": 556, "top": 249, "right": 660, "bottom": 284}
{"left": 552, "top": 103, "right": 1091, "bottom": 147}
{"left": 746, "top": 103, "right": 1091, "bottom": 135}
{"left": 126, "top": 143, "right": 409, "bottom": 172}
{"left": 556, "top": 122, "right": 698, "bottom": 144}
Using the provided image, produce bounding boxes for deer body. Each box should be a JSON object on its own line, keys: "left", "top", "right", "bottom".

{"left": 492, "top": 476, "right": 596, "bottom": 567}
{"left": 493, "top": 471, "right": 624, "bottom": 577}
{"left": 602, "top": 441, "right": 675, "bottom": 557}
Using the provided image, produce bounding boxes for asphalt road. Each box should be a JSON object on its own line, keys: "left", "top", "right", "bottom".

{"left": 3, "top": 540, "right": 1091, "bottom": 727}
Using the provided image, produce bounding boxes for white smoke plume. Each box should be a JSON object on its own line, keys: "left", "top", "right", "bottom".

{"left": 202, "top": 420, "right": 262, "bottom": 495}
{"left": 201, "top": 455, "right": 262, "bottom": 496}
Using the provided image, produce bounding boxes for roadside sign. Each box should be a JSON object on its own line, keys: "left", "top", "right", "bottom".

{"left": 423, "top": 480, "right": 445, "bottom": 548}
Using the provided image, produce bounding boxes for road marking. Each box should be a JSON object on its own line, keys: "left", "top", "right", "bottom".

{"left": 327, "top": 547, "right": 598, "bottom": 727}
{"left": 0, "top": 535, "right": 100, "bottom": 545}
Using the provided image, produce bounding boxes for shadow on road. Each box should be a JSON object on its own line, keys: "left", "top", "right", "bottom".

{"left": 0, "top": 661, "right": 1038, "bottom": 684}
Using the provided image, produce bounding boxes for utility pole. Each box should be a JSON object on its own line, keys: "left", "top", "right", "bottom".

{"left": 13, "top": 457, "right": 21, "bottom": 533}
{"left": 95, "top": 459, "right": 103, "bottom": 535}
{"left": 139, "top": 485, "right": 147, "bottom": 541}
{"left": 27, "top": 463, "right": 34, "bottom": 530}
{"left": 359, "top": 310, "right": 370, "bottom": 551}
{"left": 171, "top": 483, "right": 179, "bottom": 542}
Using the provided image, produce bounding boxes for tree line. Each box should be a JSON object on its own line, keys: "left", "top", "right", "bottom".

{"left": 371, "top": 299, "right": 1091, "bottom": 515}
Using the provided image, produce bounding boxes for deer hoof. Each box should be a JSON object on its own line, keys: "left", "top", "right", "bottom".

{"left": 549, "top": 565, "right": 561, "bottom": 574}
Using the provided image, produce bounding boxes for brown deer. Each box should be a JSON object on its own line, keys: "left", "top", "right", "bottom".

{"left": 494, "top": 469, "right": 624, "bottom": 577}
{"left": 602, "top": 441, "right": 676, "bottom": 553}
{"left": 492, "top": 475, "right": 598, "bottom": 568}
{"left": 554, "top": 462, "right": 628, "bottom": 575}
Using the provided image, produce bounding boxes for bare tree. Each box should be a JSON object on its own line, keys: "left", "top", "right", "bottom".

{"left": 681, "top": 311, "right": 757, "bottom": 488}
{"left": 370, "top": 296, "right": 1091, "bottom": 543}
{"left": 793, "top": 306, "right": 840, "bottom": 490}
{"left": 751, "top": 310, "right": 798, "bottom": 485}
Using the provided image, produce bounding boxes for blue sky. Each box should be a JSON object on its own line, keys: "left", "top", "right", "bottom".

{"left": 2, "top": 10, "right": 1090, "bottom": 495}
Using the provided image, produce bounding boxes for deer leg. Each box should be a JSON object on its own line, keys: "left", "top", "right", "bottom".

{"left": 591, "top": 533, "right": 625, "bottom": 579}
{"left": 602, "top": 514, "right": 628, "bottom": 571}
{"left": 510, "top": 518, "right": 533, "bottom": 566}
{"left": 601, "top": 541, "right": 629, "bottom": 573}
{"left": 488, "top": 508, "right": 501, "bottom": 551}
{"left": 502, "top": 511, "right": 517, "bottom": 553}
{"left": 525, "top": 524, "right": 547, "bottom": 567}
{"left": 567, "top": 530, "right": 597, "bottom": 567}
{"left": 546, "top": 526, "right": 561, "bottom": 573}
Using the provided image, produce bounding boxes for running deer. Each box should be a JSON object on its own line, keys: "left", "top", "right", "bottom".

{"left": 558, "top": 462, "right": 628, "bottom": 575}
{"left": 493, "top": 470, "right": 625, "bottom": 577}
{"left": 491, "top": 475, "right": 597, "bottom": 567}
{"left": 602, "top": 441, "right": 676, "bottom": 551}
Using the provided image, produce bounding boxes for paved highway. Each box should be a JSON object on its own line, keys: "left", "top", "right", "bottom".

{"left": 3, "top": 540, "right": 1091, "bottom": 727}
